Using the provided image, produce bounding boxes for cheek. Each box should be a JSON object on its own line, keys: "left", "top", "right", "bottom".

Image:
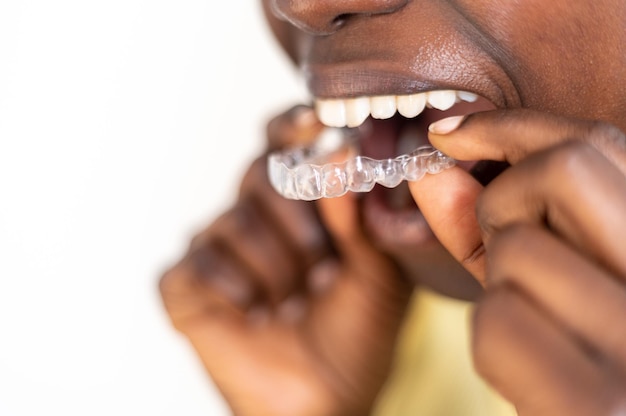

{"left": 455, "top": 0, "right": 581, "bottom": 69}
{"left": 453, "top": 0, "right": 619, "bottom": 116}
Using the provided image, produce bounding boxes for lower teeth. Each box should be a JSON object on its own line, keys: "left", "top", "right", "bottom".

{"left": 267, "top": 128, "right": 455, "bottom": 201}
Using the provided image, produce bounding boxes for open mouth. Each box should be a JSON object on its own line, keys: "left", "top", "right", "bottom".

{"left": 267, "top": 89, "right": 508, "bottom": 247}
{"left": 315, "top": 90, "right": 494, "bottom": 177}
{"left": 313, "top": 89, "right": 504, "bottom": 186}
{"left": 309, "top": 90, "right": 506, "bottom": 246}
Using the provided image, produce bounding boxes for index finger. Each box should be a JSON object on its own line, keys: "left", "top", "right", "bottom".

{"left": 410, "top": 109, "right": 626, "bottom": 283}
{"left": 429, "top": 109, "right": 626, "bottom": 170}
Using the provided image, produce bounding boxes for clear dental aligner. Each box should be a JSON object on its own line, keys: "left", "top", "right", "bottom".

{"left": 268, "top": 128, "right": 456, "bottom": 201}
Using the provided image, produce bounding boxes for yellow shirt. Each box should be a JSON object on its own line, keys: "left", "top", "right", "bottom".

{"left": 374, "top": 289, "right": 517, "bottom": 416}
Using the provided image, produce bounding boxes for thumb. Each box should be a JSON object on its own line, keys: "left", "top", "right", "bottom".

{"left": 316, "top": 191, "right": 382, "bottom": 270}
{"left": 315, "top": 188, "right": 414, "bottom": 300}
{"left": 408, "top": 166, "right": 487, "bottom": 284}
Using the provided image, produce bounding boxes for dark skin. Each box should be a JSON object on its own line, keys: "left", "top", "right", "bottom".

{"left": 161, "top": 1, "right": 626, "bottom": 415}
{"left": 160, "top": 108, "right": 413, "bottom": 415}
{"left": 413, "top": 112, "right": 626, "bottom": 415}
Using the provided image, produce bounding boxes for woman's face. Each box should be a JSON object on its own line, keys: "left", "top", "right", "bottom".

{"left": 262, "top": 0, "right": 626, "bottom": 298}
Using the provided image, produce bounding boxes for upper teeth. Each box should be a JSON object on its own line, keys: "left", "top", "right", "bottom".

{"left": 315, "top": 90, "right": 478, "bottom": 128}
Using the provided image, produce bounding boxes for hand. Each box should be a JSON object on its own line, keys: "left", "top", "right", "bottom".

{"left": 159, "top": 107, "right": 412, "bottom": 416}
{"left": 410, "top": 110, "right": 626, "bottom": 415}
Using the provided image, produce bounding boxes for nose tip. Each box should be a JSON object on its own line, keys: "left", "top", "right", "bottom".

{"left": 271, "top": 0, "right": 408, "bottom": 35}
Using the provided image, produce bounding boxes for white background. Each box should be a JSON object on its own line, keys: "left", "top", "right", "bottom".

{"left": 0, "top": 2, "right": 306, "bottom": 415}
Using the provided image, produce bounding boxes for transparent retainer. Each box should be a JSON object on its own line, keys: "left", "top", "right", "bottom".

{"left": 268, "top": 128, "right": 456, "bottom": 201}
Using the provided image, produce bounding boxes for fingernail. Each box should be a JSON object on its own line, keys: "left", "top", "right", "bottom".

{"left": 428, "top": 115, "right": 466, "bottom": 135}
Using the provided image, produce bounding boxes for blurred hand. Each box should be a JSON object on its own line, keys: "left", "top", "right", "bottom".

{"left": 160, "top": 106, "right": 412, "bottom": 416}
{"left": 410, "top": 110, "right": 626, "bottom": 415}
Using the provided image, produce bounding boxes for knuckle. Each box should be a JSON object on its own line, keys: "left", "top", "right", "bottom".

{"left": 230, "top": 200, "right": 261, "bottom": 234}
{"left": 266, "top": 105, "right": 320, "bottom": 150}
{"left": 158, "top": 265, "right": 180, "bottom": 299}
{"left": 210, "top": 202, "right": 257, "bottom": 239}
{"left": 460, "top": 241, "right": 486, "bottom": 271}
{"left": 475, "top": 186, "right": 498, "bottom": 236}
{"left": 485, "top": 224, "right": 535, "bottom": 283}
{"left": 189, "top": 232, "right": 209, "bottom": 252}
{"left": 265, "top": 106, "right": 298, "bottom": 147}
{"left": 474, "top": 188, "right": 490, "bottom": 228}
{"left": 471, "top": 293, "right": 499, "bottom": 378}
{"left": 240, "top": 161, "right": 272, "bottom": 198}
{"left": 471, "top": 287, "right": 519, "bottom": 380}
{"left": 158, "top": 266, "right": 191, "bottom": 331}
{"left": 489, "top": 223, "right": 534, "bottom": 256}
{"left": 544, "top": 140, "right": 599, "bottom": 183}
{"left": 265, "top": 107, "right": 297, "bottom": 149}
{"left": 587, "top": 120, "right": 626, "bottom": 167}
{"left": 188, "top": 218, "right": 227, "bottom": 254}
{"left": 241, "top": 158, "right": 269, "bottom": 189}
{"left": 157, "top": 273, "right": 170, "bottom": 301}
{"left": 588, "top": 120, "right": 626, "bottom": 146}
{"left": 609, "top": 398, "right": 626, "bottom": 416}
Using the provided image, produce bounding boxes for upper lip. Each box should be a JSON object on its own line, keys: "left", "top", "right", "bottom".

{"left": 297, "top": 15, "right": 522, "bottom": 109}
{"left": 303, "top": 59, "right": 518, "bottom": 109}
